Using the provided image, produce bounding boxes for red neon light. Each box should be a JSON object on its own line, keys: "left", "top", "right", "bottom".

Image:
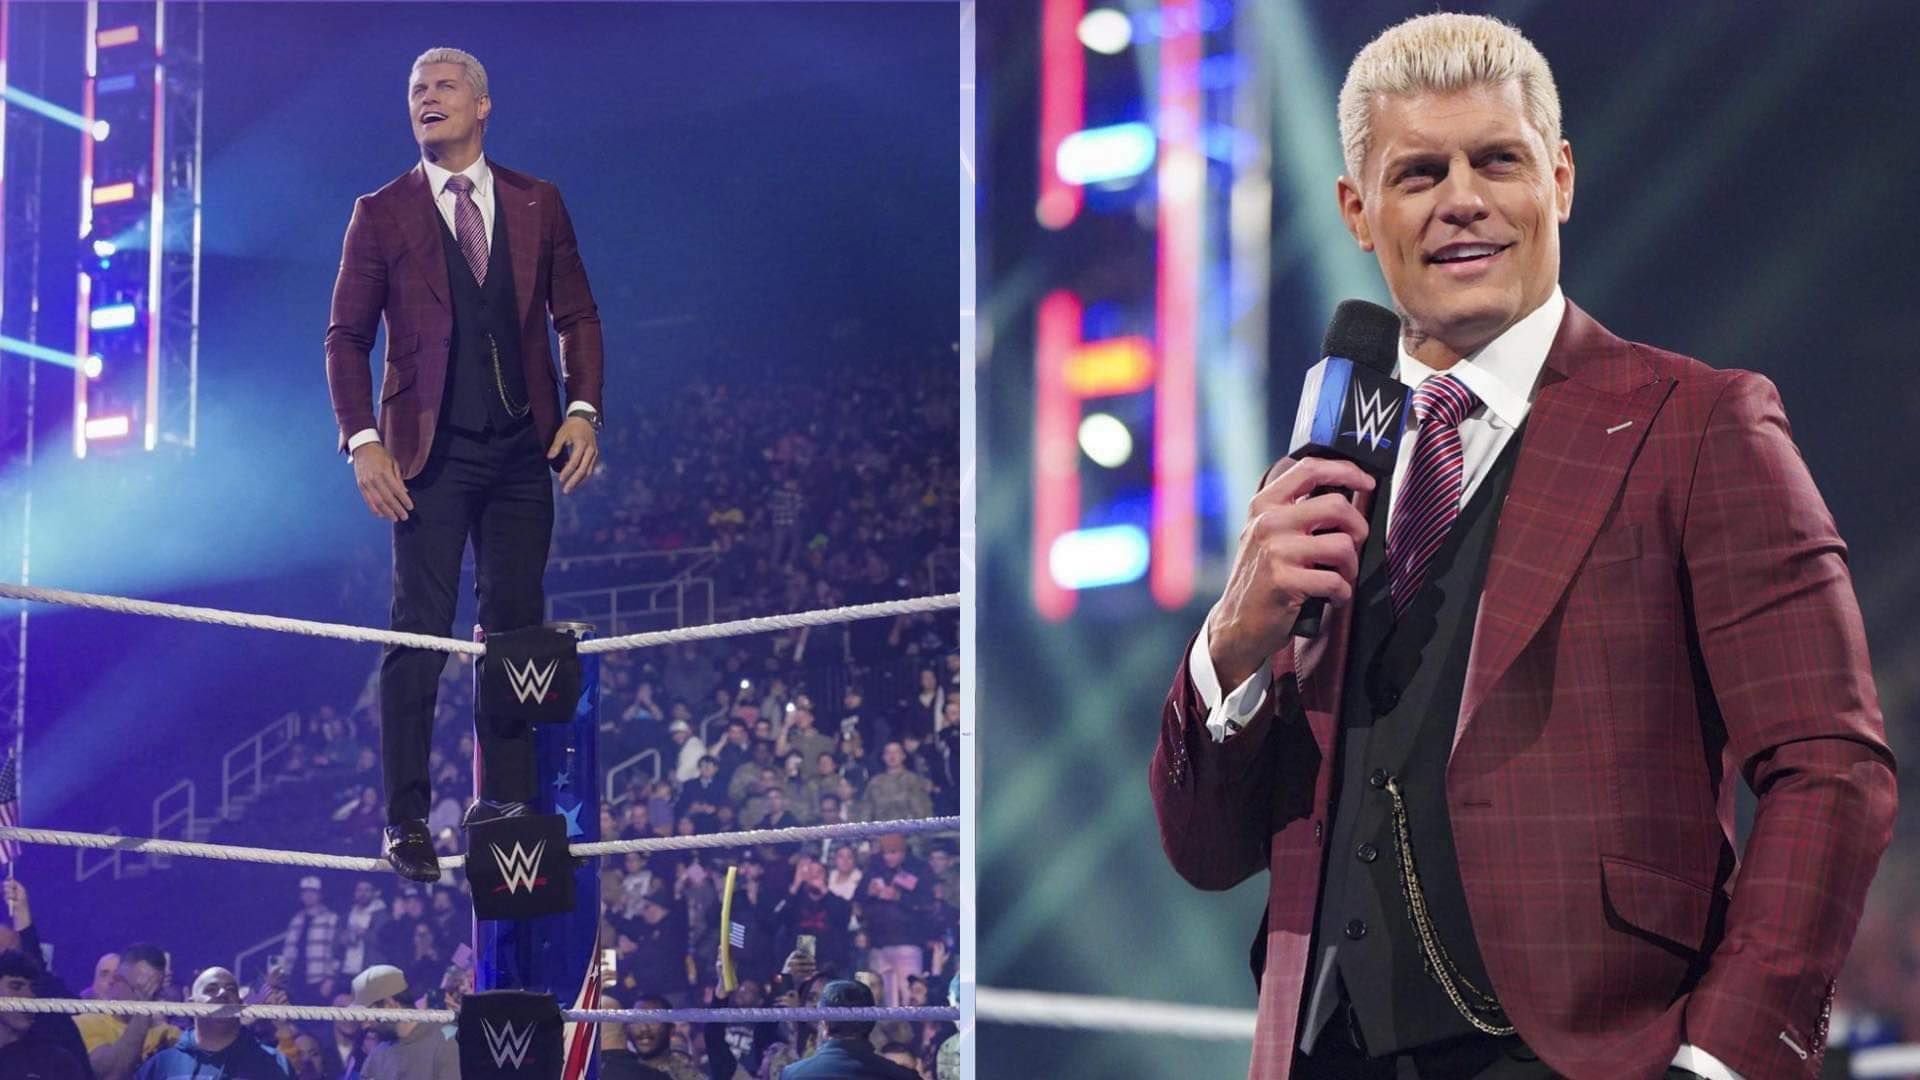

{"left": 1033, "top": 290, "right": 1083, "bottom": 621}
{"left": 1065, "top": 336, "right": 1154, "bottom": 397}
{"left": 1036, "top": 0, "right": 1085, "bottom": 230}
{"left": 1151, "top": 0, "right": 1201, "bottom": 610}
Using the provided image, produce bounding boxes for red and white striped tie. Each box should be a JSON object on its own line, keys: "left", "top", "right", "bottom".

{"left": 1386, "top": 374, "right": 1479, "bottom": 618}
{"left": 445, "top": 174, "right": 488, "bottom": 286}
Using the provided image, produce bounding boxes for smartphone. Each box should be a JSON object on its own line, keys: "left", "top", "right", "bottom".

{"left": 600, "top": 948, "right": 619, "bottom": 981}
{"left": 451, "top": 944, "right": 475, "bottom": 971}
{"left": 796, "top": 935, "right": 817, "bottom": 959}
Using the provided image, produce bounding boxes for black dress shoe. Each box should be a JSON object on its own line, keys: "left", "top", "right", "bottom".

{"left": 462, "top": 799, "right": 530, "bottom": 830}
{"left": 383, "top": 820, "right": 441, "bottom": 883}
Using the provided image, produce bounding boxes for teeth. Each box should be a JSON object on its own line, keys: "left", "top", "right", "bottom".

{"left": 1434, "top": 244, "right": 1501, "bottom": 262}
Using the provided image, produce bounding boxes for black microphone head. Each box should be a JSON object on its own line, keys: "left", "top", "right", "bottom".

{"left": 1286, "top": 300, "right": 1410, "bottom": 474}
{"left": 1321, "top": 300, "right": 1401, "bottom": 374}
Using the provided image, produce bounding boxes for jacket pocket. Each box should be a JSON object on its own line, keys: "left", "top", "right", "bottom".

{"left": 386, "top": 331, "right": 421, "bottom": 364}
{"left": 379, "top": 362, "right": 417, "bottom": 403}
{"left": 1586, "top": 523, "right": 1643, "bottom": 567}
{"left": 1600, "top": 854, "right": 1716, "bottom": 958}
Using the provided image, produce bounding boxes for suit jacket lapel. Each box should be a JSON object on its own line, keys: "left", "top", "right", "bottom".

{"left": 1453, "top": 302, "right": 1673, "bottom": 756}
{"left": 492, "top": 164, "right": 541, "bottom": 329}
{"left": 398, "top": 164, "right": 451, "bottom": 312}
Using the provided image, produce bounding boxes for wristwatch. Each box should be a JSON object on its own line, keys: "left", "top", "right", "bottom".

{"left": 571, "top": 405, "right": 603, "bottom": 431}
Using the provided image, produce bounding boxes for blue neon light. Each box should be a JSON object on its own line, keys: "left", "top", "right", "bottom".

{"left": 1049, "top": 525, "right": 1151, "bottom": 590}
{"left": 0, "top": 335, "right": 83, "bottom": 370}
{"left": 1055, "top": 122, "right": 1158, "bottom": 186}
{"left": 89, "top": 304, "right": 139, "bottom": 331}
{"left": 1, "top": 86, "right": 90, "bottom": 134}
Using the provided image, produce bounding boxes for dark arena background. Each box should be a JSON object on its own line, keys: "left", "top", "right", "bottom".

{"left": 977, "top": 2, "right": 1919, "bottom": 1078}
{"left": 0, "top": 2, "right": 960, "bottom": 1077}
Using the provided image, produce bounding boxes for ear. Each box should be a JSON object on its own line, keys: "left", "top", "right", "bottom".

{"left": 1553, "top": 138, "right": 1575, "bottom": 224}
{"left": 476, "top": 95, "right": 492, "bottom": 125}
{"left": 1336, "top": 175, "right": 1373, "bottom": 252}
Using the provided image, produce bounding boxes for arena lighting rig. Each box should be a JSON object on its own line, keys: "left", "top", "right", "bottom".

{"left": 1031, "top": 0, "right": 1268, "bottom": 620}
{"left": 72, "top": 0, "right": 202, "bottom": 459}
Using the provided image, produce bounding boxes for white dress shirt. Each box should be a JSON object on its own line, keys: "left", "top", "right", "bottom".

{"left": 346, "top": 154, "right": 593, "bottom": 455}
{"left": 1186, "top": 285, "right": 1744, "bottom": 1080}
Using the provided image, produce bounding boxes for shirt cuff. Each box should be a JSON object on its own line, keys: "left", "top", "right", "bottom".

{"left": 1671, "top": 1044, "right": 1745, "bottom": 1080}
{"left": 346, "top": 428, "right": 380, "bottom": 455}
{"left": 1189, "top": 615, "right": 1271, "bottom": 743}
{"left": 566, "top": 400, "right": 595, "bottom": 417}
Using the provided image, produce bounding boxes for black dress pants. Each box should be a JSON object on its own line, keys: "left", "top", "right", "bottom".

{"left": 380, "top": 421, "right": 552, "bottom": 825}
{"left": 1295, "top": 985, "right": 1558, "bottom": 1080}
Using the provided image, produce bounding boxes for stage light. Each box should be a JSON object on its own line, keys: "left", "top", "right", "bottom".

{"left": 0, "top": 86, "right": 93, "bottom": 135}
{"left": 1049, "top": 525, "right": 1150, "bottom": 590}
{"left": 0, "top": 334, "right": 85, "bottom": 369}
{"left": 84, "top": 415, "right": 132, "bottom": 440}
{"left": 92, "top": 240, "right": 117, "bottom": 257}
{"left": 89, "top": 304, "right": 138, "bottom": 331}
{"left": 1064, "top": 336, "right": 1154, "bottom": 396}
{"left": 1056, "top": 122, "right": 1157, "bottom": 185}
{"left": 1077, "top": 9, "right": 1132, "bottom": 54}
{"left": 92, "top": 120, "right": 111, "bottom": 142}
{"left": 1077, "top": 413, "right": 1133, "bottom": 468}
{"left": 84, "top": 355, "right": 105, "bottom": 379}
{"left": 92, "top": 182, "right": 136, "bottom": 206}
{"left": 96, "top": 25, "right": 141, "bottom": 48}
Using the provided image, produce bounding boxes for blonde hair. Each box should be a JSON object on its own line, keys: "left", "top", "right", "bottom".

{"left": 1337, "top": 13, "right": 1560, "bottom": 181}
{"left": 408, "top": 47, "right": 489, "bottom": 102}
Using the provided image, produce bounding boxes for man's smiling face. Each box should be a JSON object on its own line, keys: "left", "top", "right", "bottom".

{"left": 1338, "top": 79, "right": 1573, "bottom": 360}
{"left": 409, "top": 62, "right": 489, "bottom": 152}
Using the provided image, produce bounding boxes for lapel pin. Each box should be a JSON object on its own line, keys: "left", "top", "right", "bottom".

{"left": 1605, "top": 421, "right": 1633, "bottom": 435}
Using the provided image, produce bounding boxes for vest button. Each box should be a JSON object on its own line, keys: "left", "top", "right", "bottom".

{"left": 1377, "top": 683, "right": 1401, "bottom": 711}
{"left": 442, "top": 337, "right": 450, "bottom": 346}
{"left": 1356, "top": 843, "right": 1378, "bottom": 863}
{"left": 1344, "top": 919, "right": 1368, "bottom": 941}
{"left": 1369, "top": 768, "right": 1389, "bottom": 790}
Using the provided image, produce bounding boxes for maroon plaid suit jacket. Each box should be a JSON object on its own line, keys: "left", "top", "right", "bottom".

{"left": 324, "top": 161, "right": 604, "bottom": 479}
{"left": 1150, "top": 303, "right": 1895, "bottom": 1080}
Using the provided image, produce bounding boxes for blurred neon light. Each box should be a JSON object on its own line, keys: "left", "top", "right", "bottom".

{"left": 1036, "top": 0, "right": 1085, "bottom": 229}
{"left": 1077, "top": 9, "right": 1132, "bottom": 54}
{"left": 1049, "top": 525, "right": 1151, "bottom": 590}
{"left": 1, "top": 86, "right": 92, "bottom": 134}
{"left": 92, "top": 181, "right": 134, "bottom": 205}
{"left": 1064, "top": 335, "right": 1153, "bottom": 397}
{"left": 96, "top": 73, "right": 137, "bottom": 95}
{"left": 89, "top": 304, "right": 137, "bottom": 330}
{"left": 0, "top": 335, "right": 84, "bottom": 369}
{"left": 84, "top": 355, "right": 104, "bottom": 379}
{"left": 1078, "top": 413, "right": 1133, "bottom": 468}
{"left": 91, "top": 119, "right": 110, "bottom": 141}
{"left": 92, "top": 239, "right": 116, "bottom": 257}
{"left": 1056, "top": 122, "right": 1157, "bottom": 185}
{"left": 1151, "top": 0, "right": 1201, "bottom": 610}
{"left": 96, "top": 25, "right": 139, "bottom": 49}
{"left": 1033, "top": 290, "right": 1083, "bottom": 620}
{"left": 84, "top": 415, "right": 131, "bottom": 440}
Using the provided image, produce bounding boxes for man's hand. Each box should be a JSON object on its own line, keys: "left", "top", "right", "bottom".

{"left": 780, "top": 949, "right": 817, "bottom": 985}
{"left": 549, "top": 415, "right": 600, "bottom": 494}
{"left": 3, "top": 879, "right": 29, "bottom": 930}
{"left": 351, "top": 441, "right": 414, "bottom": 523}
{"left": 1207, "top": 457, "right": 1374, "bottom": 690}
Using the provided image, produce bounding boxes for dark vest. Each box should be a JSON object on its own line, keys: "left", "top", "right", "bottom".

{"left": 1300, "top": 426, "right": 1525, "bottom": 1056}
{"left": 438, "top": 200, "right": 531, "bottom": 434}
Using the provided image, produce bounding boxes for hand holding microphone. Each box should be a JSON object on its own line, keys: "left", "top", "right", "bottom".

{"left": 1207, "top": 301, "right": 1407, "bottom": 689}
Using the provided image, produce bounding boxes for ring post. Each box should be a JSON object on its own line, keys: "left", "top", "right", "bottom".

{"left": 473, "top": 620, "right": 602, "bottom": 1079}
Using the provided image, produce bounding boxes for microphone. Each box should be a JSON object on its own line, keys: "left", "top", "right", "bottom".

{"left": 1286, "top": 300, "right": 1407, "bottom": 638}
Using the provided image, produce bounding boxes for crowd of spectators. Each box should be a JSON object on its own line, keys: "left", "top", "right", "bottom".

{"left": 9, "top": 356, "right": 962, "bottom": 1077}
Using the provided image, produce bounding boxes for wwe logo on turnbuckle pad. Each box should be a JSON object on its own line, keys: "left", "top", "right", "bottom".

{"left": 1343, "top": 382, "right": 1402, "bottom": 453}
{"left": 481, "top": 1018, "right": 535, "bottom": 1069}
{"left": 489, "top": 839, "right": 547, "bottom": 895}
{"left": 503, "top": 656, "right": 559, "bottom": 704}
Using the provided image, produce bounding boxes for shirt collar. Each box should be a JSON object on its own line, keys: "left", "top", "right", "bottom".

{"left": 421, "top": 153, "right": 491, "bottom": 200}
{"left": 1394, "top": 284, "right": 1565, "bottom": 431}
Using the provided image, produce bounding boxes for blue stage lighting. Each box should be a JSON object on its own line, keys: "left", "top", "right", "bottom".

{"left": 89, "top": 304, "right": 139, "bottom": 331}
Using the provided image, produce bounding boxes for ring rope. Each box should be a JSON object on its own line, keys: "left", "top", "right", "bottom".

{"left": 0, "top": 581, "right": 958, "bottom": 656}
{"left": 974, "top": 988, "right": 1256, "bottom": 1041}
{"left": 0, "top": 998, "right": 959, "bottom": 1026}
{"left": 0, "top": 816, "right": 957, "bottom": 873}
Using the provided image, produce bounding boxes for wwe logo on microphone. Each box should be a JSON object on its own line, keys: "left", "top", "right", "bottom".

{"left": 503, "top": 656, "right": 559, "bottom": 705}
{"left": 481, "top": 1018, "right": 536, "bottom": 1069}
{"left": 489, "top": 840, "right": 547, "bottom": 895}
{"left": 1342, "top": 383, "right": 1402, "bottom": 453}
